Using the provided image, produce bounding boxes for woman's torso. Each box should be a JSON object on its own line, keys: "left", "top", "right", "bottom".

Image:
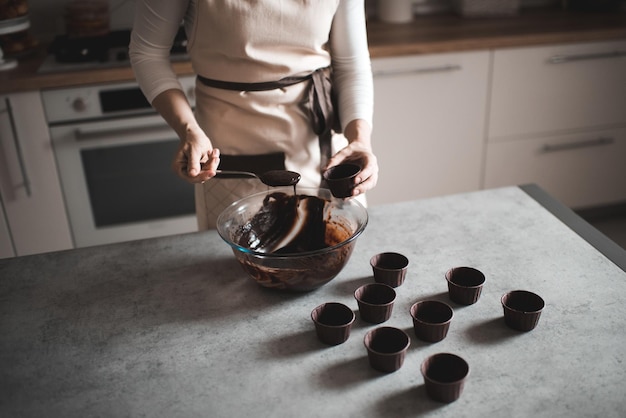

{"left": 185, "top": 0, "right": 340, "bottom": 82}
{"left": 188, "top": 0, "right": 348, "bottom": 229}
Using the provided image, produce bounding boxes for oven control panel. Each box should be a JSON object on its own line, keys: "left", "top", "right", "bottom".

{"left": 42, "top": 75, "right": 196, "bottom": 124}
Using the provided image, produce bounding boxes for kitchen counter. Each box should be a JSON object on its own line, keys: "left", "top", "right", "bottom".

{"left": 1, "top": 185, "right": 625, "bottom": 417}
{"left": 366, "top": 8, "right": 626, "bottom": 57}
{"left": 1, "top": 9, "right": 626, "bottom": 94}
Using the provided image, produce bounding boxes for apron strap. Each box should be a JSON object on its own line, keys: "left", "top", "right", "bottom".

{"left": 197, "top": 73, "right": 311, "bottom": 92}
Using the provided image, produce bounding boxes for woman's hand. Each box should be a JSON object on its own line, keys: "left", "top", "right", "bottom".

{"left": 151, "top": 89, "right": 220, "bottom": 184}
{"left": 326, "top": 119, "right": 378, "bottom": 197}
{"left": 172, "top": 126, "right": 220, "bottom": 183}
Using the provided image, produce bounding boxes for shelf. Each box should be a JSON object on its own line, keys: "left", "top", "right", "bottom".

{"left": 0, "top": 15, "right": 30, "bottom": 71}
{"left": 0, "top": 15, "right": 30, "bottom": 36}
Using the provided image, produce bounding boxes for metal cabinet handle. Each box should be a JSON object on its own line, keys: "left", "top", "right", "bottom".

{"left": 541, "top": 137, "right": 615, "bottom": 153}
{"left": 373, "top": 64, "right": 462, "bottom": 78}
{"left": 0, "top": 98, "right": 31, "bottom": 197}
{"left": 548, "top": 51, "right": 626, "bottom": 64}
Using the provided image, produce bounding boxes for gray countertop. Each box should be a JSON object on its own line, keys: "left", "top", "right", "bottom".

{"left": 1, "top": 185, "right": 625, "bottom": 417}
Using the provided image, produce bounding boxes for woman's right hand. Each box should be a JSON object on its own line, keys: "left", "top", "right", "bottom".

{"left": 149, "top": 88, "right": 219, "bottom": 184}
{"left": 172, "top": 126, "right": 221, "bottom": 184}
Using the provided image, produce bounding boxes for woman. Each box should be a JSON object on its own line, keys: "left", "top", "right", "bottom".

{"left": 129, "top": 0, "right": 377, "bottom": 229}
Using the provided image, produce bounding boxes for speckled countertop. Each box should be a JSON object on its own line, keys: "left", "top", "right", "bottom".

{"left": 1, "top": 185, "right": 625, "bottom": 417}
{"left": 1, "top": 9, "right": 625, "bottom": 94}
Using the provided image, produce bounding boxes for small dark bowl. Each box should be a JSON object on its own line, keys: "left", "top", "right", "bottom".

{"left": 323, "top": 163, "right": 361, "bottom": 198}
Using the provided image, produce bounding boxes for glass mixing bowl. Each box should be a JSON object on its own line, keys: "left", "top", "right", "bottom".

{"left": 216, "top": 187, "right": 368, "bottom": 291}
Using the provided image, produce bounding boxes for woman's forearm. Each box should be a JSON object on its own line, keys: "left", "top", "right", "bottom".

{"left": 151, "top": 89, "right": 204, "bottom": 141}
{"left": 152, "top": 89, "right": 218, "bottom": 181}
{"left": 343, "top": 118, "right": 373, "bottom": 148}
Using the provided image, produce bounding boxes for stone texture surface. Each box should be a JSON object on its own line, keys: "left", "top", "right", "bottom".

{"left": 1, "top": 186, "right": 625, "bottom": 417}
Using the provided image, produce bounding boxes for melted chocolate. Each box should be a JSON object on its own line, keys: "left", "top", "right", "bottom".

{"left": 237, "top": 192, "right": 328, "bottom": 254}
{"left": 258, "top": 170, "right": 301, "bottom": 188}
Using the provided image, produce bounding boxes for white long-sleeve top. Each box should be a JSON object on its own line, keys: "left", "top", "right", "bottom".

{"left": 129, "top": 0, "right": 373, "bottom": 131}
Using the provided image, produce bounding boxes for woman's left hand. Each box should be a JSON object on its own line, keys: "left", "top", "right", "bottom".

{"left": 326, "top": 119, "right": 378, "bottom": 197}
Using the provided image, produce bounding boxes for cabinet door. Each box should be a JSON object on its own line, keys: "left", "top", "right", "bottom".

{"left": 484, "top": 127, "right": 626, "bottom": 209}
{"left": 367, "top": 51, "right": 489, "bottom": 205}
{"left": 0, "top": 92, "right": 73, "bottom": 256}
{"left": 489, "top": 40, "right": 626, "bottom": 140}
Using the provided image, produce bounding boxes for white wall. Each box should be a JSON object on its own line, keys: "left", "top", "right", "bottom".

{"left": 26, "top": 0, "right": 136, "bottom": 41}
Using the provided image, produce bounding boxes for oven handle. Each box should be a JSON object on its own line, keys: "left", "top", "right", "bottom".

{"left": 74, "top": 120, "right": 176, "bottom": 141}
{"left": 0, "top": 97, "right": 31, "bottom": 197}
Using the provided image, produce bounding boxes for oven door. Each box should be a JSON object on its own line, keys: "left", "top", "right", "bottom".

{"left": 50, "top": 113, "right": 197, "bottom": 248}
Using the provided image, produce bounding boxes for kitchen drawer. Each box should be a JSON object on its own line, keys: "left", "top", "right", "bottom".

{"left": 488, "top": 40, "right": 626, "bottom": 140}
{"left": 483, "top": 127, "right": 626, "bottom": 209}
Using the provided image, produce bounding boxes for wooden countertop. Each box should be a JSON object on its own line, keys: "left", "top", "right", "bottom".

{"left": 367, "top": 9, "right": 626, "bottom": 56}
{"left": 1, "top": 9, "right": 625, "bottom": 94}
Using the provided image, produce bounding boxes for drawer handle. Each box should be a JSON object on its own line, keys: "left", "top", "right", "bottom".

{"left": 373, "top": 64, "right": 462, "bottom": 77}
{"left": 0, "top": 98, "right": 31, "bottom": 197}
{"left": 541, "top": 137, "right": 615, "bottom": 153}
{"left": 548, "top": 51, "right": 626, "bottom": 64}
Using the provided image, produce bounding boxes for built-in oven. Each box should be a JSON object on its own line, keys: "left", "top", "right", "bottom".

{"left": 42, "top": 76, "right": 198, "bottom": 248}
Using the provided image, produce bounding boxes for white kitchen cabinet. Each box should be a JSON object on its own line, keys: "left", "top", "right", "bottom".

{"left": 0, "top": 91, "right": 73, "bottom": 257}
{"left": 489, "top": 39, "right": 626, "bottom": 140}
{"left": 484, "top": 127, "right": 626, "bottom": 208}
{"left": 484, "top": 40, "right": 626, "bottom": 209}
{"left": 367, "top": 51, "right": 490, "bottom": 206}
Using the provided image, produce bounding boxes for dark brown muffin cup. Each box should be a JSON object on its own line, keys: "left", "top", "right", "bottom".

{"left": 311, "top": 302, "right": 356, "bottom": 345}
{"left": 410, "top": 300, "right": 454, "bottom": 342}
{"left": 501, "top": 290, "right": 545, "bottom": 331}
{"left": 354, "top": 283, "right": 396, "bottom": 324}
{"left": 421, "top": 352, "right": 470, "bottom": 403}
{"left": 445, "top": 267, "right": 486, "bottom": 305}
{"left": 364, "top": 327, "right": 411, "bottom": 373}
{"left": 370, "top": 252, "right": 409, "bottom": 288}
